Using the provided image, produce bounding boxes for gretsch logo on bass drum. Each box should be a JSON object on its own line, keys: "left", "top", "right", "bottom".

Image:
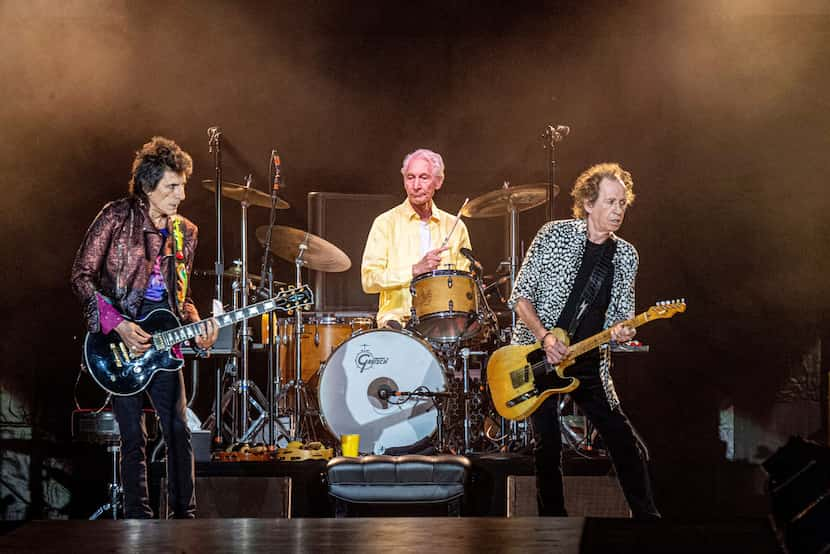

{"left": 355, "top": 344, "right": 388, "bottom": 373}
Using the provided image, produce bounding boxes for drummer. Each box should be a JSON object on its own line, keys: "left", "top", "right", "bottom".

{"left": 361, "top": 148, "right": 472, "bottom": 328}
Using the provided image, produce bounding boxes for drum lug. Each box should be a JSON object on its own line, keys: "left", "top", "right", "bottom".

{"left": 314, "top": 324, "right": 320, "bottom": 346}
{"left": 447, "top": 275, "right": 453, "bottom": 288}
{"left": 448, "top": 299, "right": 454, "bottom": 312}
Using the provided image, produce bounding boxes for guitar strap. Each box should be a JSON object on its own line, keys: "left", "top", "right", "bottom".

{"left": 565, "top": 238, "right": 617, "bottom": 339}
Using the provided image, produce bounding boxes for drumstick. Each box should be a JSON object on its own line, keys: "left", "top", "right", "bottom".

{"left": 440, "top": 197, "right": 469, "bottom": 249}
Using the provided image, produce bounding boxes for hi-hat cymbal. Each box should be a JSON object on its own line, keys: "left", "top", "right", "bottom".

{"left": 461, "top": 183, "right": 557, "bottom": 219}
{"left": 256, "top": 225, "right": 351, "bottom": 273}
{"left": 202, "top": 180, "right": 289, "bottom": 210}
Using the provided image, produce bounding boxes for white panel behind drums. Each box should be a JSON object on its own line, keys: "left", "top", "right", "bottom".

{"left": 317, "top": 329, "right": 446, "bottom": 454}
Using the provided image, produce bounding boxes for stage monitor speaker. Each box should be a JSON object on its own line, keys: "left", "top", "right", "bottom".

{"left": 160, "top": 476, "right": 292, "bottom": 518}
{"left": 506, "top": 475, "right": 631, "bottom": 517}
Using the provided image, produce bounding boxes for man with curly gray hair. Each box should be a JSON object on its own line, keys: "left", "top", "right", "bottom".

{"left": 509, "top": 162, "right": 659, "bottom": 519}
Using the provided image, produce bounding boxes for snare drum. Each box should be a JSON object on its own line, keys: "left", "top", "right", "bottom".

{"left": 317, "top": 328, "right": 446, "bottom": 455}
{"left": 410, "top": 269, "right": 481, "bottom": 342}
{"left": 261, "top": 313, "right": 374, "bottom": 384}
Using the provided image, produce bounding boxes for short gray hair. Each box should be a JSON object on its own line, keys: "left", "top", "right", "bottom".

{"left": 401, "top": 148, "right": 445, "bottom": 181}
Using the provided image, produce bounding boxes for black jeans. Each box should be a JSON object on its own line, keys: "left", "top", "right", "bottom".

{"left": 112, "top": 369, "right": 195, "bottom": 518}
{"left": 530, "top": 368, "right": 660, "bottom": 519}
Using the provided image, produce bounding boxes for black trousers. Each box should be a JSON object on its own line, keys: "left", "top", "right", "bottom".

{"left": 112, "top": 369, "right": 195, "bottom": 518}
{"left": 530, "top": 368, "right": 660, "bottom": 519}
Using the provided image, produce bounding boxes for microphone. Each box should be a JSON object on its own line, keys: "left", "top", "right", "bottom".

{"left": 460, "top": 247, "right": 483, "bottom": 273}
{"left": 544, "top": 124, "right": 570, "bottom": 137}
{"left": 207, "top": 126, "right": 221, "bottom": 152}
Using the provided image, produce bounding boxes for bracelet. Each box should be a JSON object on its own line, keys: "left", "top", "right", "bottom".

{"left": 540, "top": 332, "right": 554, "bottom": 345}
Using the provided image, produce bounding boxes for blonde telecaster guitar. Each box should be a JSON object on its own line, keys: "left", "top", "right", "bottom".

{"left": 487, "top": 300, "right": 686, "bottom": 421}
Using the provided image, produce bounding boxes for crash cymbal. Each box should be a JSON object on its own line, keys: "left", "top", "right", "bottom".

{"left": 202, "top": 180, "right": 289, "bottom": 210}
{"left": 256, "top": 225, "right": 351, "bottom": 273}
{"left": 461, "top": 183, "right": 557, "bottom": 219}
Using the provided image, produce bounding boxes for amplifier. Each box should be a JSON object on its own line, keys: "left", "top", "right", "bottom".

{"left": 506, "top": 474, "right": 631, "bottom": 517}
{"left": 160, "top": 476, "right": 292, "bottom": 519}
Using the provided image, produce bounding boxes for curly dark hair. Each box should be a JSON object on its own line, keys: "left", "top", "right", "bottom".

{"left": 570, "top": 162, "right": 636, "bottom": 219}
{"left": 128, "top": 136, "right": 193, "bottom": 197}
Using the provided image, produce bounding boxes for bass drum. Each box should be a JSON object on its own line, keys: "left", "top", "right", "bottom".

{"left": 317, "top": 328, "right": 446, "bottom": 455}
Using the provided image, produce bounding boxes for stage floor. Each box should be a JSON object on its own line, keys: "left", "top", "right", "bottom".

{"left": 0, "top": 517, "right": 779, "bottom": 554}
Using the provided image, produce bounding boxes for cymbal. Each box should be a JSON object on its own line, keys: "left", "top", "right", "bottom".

{"left": 461, "top": 183, "right": 557, "bottom": 219}
{"left": 256, "top": 225, "right": 351, "bottom": 273}
{"left": 202, "top": 180, "right": 289, "bottom": 210}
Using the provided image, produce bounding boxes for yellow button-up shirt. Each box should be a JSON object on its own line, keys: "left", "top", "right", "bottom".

{"left": 361, "top": 199, "right": 472, "bottom": 326}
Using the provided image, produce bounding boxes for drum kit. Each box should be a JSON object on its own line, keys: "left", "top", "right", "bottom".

{"left": 198, "top": 127, "right": 599, "bottom": 458}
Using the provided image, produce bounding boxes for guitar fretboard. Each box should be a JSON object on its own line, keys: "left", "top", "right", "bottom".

{"left": 565, "top": 311, "right": 651, "bottom": 359}
{"left": 153, "top": 287, "right": 310, "bottom": 350}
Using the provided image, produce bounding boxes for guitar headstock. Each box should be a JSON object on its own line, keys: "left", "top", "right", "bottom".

{"left": 645, "top": 298, "right": 686, "bottom": 320}
{"left": 275, "top": 285, "right": 314, "bottom": 312}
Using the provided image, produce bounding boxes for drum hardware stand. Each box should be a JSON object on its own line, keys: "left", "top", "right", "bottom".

{"left": 459, "top": 347, "right": 487, "bottom": 454}
{"left": 89, "top": 444, "right": 123, "bottom": 520}
{"left": 232, "top": 180, "right": 287, "bottom": 446}
{"left": 290, "top": 236, "right": 311, "bottom": 441}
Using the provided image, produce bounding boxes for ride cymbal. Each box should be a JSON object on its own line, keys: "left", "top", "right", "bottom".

{"left": 461, "top": 183, "right": 557, "bottom": 219}
{"left": 256, "top": 225, "right": 351, "bottom": 273}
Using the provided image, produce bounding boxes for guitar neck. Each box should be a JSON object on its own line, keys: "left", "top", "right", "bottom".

{"left": 155, "top": 288, "right": 308, "bottom": 348}
{"left": 566, "top": 310, "right": 651, "bottom": 359}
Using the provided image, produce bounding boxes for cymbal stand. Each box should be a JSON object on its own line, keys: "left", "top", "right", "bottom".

{"left": 232, "top": 176, "right": 276, "bottom": 444}
{"left": 291, "top": 237, "right": 310, "bottom": 440}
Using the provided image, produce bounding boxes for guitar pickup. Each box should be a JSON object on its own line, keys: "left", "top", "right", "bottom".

{"left": 109, "top": 343, "right": 124, "bottom": 368}
{"left": 506, "top": 388, "right": 538, "bottom": 408}
{"left": 510, "top": 366, "right": 532, "bottom": 389}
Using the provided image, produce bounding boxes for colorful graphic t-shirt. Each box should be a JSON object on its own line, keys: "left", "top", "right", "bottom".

{"left": 144, "top": 228, "right": 169, "bottom": 301}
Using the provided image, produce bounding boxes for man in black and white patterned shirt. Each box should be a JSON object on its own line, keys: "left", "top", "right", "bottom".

{"left": 509, "top": 162, "right": 660, "bottom": 519}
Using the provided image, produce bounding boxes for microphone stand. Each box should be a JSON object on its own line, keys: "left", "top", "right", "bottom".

{"left": 208, "top": 126, "right": 225, "bottom": 448}
{"left": 255, "top": 155, "right": 285, "bottom": 448}
{"left": 542, "top": 124, "right": 568, "bottom": 222}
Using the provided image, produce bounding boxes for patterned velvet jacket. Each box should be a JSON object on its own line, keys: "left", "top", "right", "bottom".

{"left": 71, "top": 196, "right": 199, "bottom": 333}
{"left": 508, "top": 218, "right": 639, "bottom": 410}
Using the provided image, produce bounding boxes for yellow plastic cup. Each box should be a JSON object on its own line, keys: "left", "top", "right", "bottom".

{"left": 341, "top": 434, "right": 360, "bottom": 457}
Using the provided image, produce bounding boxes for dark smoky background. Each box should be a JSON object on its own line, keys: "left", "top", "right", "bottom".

{"left": 1, "top": 0, "right": 828, "bottom": 517}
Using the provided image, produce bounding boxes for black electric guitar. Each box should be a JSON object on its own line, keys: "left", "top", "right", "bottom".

{"left": 83, "top": 285, "right": 313, "bottom": 396}
{"left": 487, "top": 299, "right": 686, "bottom": 421}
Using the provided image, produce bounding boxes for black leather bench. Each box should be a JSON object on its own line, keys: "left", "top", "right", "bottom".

{"left": 326, "top": 455, "right": 470, "bottom": 517}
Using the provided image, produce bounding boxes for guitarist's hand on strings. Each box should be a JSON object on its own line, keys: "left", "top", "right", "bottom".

{"left": 114, "top": 320, "right": 152, "bottom": 355}
{"left": 541, "top": 332, "right": 569, "bottom": 365}
{"left": 194, "top": 318, "right": 219, "bottom": 350}
{"left": 610, "top": 323, "right": 636, "bottom": 344}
